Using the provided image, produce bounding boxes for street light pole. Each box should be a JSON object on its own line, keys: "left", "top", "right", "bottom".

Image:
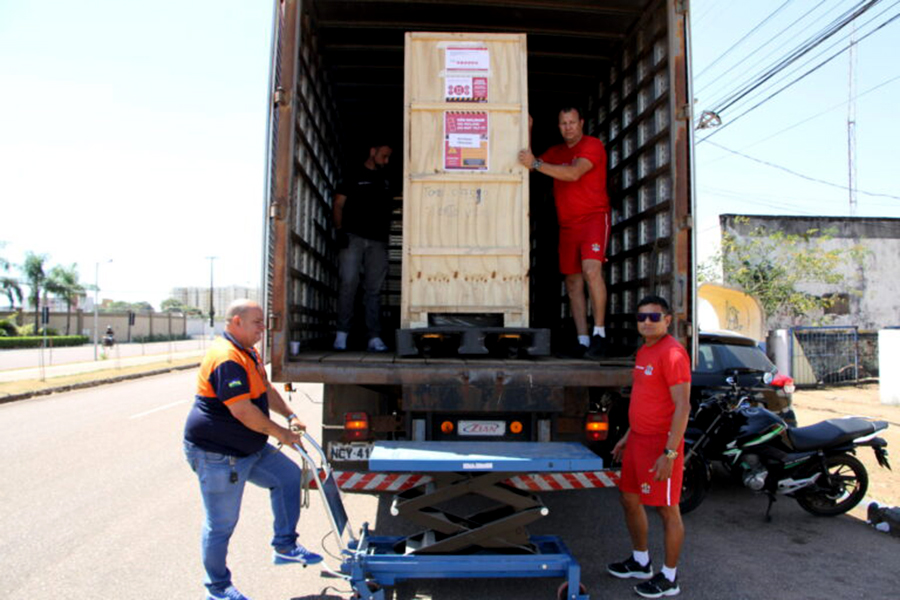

{"left": 93, "top": 259, "right": 112, "bottom": 360}
{"left": 206, "top": 256, "right": 217, "bottom": 330}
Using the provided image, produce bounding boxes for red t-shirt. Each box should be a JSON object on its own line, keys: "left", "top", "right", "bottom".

{"left": 540, "top": 135, "right": 609, "bottom": 227}
{"left": 629, "top": 335, "right": 692, "bottom": 435}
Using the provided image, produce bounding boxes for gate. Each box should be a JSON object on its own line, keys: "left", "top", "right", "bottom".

{"left": 789, "top": 326, "right": 859, "bottom": 387}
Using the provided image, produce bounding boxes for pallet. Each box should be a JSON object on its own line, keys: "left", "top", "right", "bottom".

{"left": 396, "top": 326, "right": 550, "bottom": 358}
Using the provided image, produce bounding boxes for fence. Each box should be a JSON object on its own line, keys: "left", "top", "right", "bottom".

{"left": 790, "top": 326, "right": 860, "bottom": 387}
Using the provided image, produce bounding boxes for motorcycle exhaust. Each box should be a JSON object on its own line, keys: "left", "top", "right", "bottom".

{"left": 776, "top": 473, "right": 820, "bottom": 495}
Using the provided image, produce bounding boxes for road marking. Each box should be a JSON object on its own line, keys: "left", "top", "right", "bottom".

{"left": 129, "top": 399, "right": 189, "bottom": 419}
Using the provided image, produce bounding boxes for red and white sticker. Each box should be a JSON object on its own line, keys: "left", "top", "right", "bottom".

{"left": 313, "top": 471, "right": 621, "bottom": 493}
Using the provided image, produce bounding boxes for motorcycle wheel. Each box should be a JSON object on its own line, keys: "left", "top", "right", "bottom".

{"left": 679, "top": 454, "right": 711, "bottom": 515}
{"left": 794, "top": 453, "right": 868, "bottom": 517}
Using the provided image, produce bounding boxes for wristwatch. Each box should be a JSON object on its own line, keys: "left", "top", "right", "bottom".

{"left": 531, "top": 158, "right": 543, "bottom": 171}
{"left": 663, "top": 448, "right": 678, "bottom": 460}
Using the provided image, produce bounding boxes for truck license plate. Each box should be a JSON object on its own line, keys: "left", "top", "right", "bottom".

{"left": 458, "top": 420, "right": 506, "bottom": 436}
{"left": 329, "top": 442, "right": 372, "bottom": 461}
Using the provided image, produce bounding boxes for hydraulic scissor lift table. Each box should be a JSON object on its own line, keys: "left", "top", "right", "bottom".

{"left": 299, "top": 436, "right": 601, "bottom": 600}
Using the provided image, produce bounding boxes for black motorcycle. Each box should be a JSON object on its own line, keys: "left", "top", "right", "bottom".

{"left": 680, "top": 368, "right": 891, "bottom": 519}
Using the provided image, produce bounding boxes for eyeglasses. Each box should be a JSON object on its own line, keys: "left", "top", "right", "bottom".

{"left": 636, "top": 312, "right": 664, "bottom": 322}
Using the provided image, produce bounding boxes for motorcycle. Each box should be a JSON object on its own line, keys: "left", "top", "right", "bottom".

{"left": 680, "top": 368, "right": 891, "bottom": 519}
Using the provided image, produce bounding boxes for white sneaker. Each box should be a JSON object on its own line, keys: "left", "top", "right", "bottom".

{"left": 333, "top": 331, "right": 348, "bottom": 351}
{"left": 367, "top": 337, "right": 388, "bottom": 352}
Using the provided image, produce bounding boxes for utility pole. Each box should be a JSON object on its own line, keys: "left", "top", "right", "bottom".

{"left": 206, "top": 256, "right": 217, "bottom": 329}
{"left": 847, "top": 23, "right": 858, "bottom": 217}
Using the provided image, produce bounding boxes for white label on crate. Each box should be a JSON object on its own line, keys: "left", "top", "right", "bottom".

{"left": 446, "top": 47, "right": 489, "bottom": 71}
{"left": 463, "top": 462, "right": 494, "bottom": 469}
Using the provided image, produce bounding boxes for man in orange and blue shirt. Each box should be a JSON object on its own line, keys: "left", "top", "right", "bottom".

{"left": 184, "top": 299, "right": 321, "bottom": 600}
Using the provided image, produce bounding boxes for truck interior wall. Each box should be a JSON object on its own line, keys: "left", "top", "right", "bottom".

{"left": 271, "top": 0, "right": 692, "bottom": 364}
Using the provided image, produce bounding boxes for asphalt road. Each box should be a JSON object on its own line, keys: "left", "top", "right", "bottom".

{"left": 1, "top": 371, "right": 896, "bottom": 600}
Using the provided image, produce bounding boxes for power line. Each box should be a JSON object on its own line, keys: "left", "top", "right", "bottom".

{"left": 699, "top": 72, "right": 900, "bottom": 163}
{"left": 702, "top": 140, "right": 900, "bottom": 201}
{"left": 711, "top": 0, "right": 883, "bottom": 115}
{"left": 694, "top": 0, "right": 797, "bottom": 81}
{"left": 695, "top": 0, "right": 834, "bottom": 97}
{"left": 699, "top": 9, "right": 900, "bottom": 139}
{"left": 714, "top": 0, "right": 900, "bottom": 120}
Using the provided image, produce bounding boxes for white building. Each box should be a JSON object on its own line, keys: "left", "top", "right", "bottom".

{"left": 170, "top": 286, "right": 260, "bottom": 317}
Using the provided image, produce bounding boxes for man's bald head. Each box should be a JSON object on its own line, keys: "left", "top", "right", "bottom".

{"left": 225, "top": 300, "right": 265, "bottom": 347}
{"left": 226, "top": 299, "right": 262, "bottom": 321}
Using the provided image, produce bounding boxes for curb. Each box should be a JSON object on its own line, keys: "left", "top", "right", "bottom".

{"left": 0, "top": 362, "right": 201, "bottom": 405}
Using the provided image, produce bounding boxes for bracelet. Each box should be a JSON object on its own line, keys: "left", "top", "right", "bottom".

{"left": 286, "top": 413, "right": 298, "bottom": 422}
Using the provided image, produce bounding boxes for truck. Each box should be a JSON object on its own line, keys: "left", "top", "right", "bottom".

{"left": 262, "top": 0, "right": 695, "bottom": 491}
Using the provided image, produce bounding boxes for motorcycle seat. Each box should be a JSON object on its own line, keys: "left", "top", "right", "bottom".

{"left": 788, "top": 417, "right": 886, "bottom": 452}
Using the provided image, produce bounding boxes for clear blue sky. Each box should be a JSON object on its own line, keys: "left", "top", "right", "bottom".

{"left": 1, "top": 0, "right": 898, "bottom": 309}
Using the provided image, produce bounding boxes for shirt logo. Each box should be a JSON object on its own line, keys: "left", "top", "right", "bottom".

{"left": 641, "top": 483, "right": 652, "bottom": 494}
{"left": 591, "top": 243, "right": 601, "bottom": 252}
{"left": 644, "top": 365, "right": 654, "bottom": 376}
{"left": 227, "top": 379, "right": 243, "bottom": 388}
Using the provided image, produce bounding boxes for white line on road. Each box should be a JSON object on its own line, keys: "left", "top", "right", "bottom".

{"left": 129, "top": 399, "right": 189, "bottom": 420}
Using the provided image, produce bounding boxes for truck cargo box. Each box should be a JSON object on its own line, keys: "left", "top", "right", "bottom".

{"left": 262, "top": 0, "right": 695, "bottom": 459}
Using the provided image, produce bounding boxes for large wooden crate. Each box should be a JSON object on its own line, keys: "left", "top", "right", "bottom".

{"left": 401, "top": 32, "right": 530, "bottom": 329}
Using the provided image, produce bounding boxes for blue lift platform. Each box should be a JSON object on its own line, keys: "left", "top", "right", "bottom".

{"left": 295, "top": 434, "right": 601, "bottom": 600}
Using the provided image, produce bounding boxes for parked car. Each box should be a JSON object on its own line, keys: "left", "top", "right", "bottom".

{"left": 693, "top": 331, "right": 797, "bottom": 426}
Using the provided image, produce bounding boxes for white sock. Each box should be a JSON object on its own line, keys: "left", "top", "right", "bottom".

{"left": 593, "top": 326, "right": 606, "bottom": 338}
{"left": 662, "top": 565, "right": 677, "bottom": 582}
{"left": 633, "top": 550, "right": 650, "bottom": 567}
{"left": 578, "top": 335, "right": 590, "bottom": 347}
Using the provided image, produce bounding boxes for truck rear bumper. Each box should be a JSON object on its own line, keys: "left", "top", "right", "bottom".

{"left": 319, "top": 469, "right": 621, "bottom": 493}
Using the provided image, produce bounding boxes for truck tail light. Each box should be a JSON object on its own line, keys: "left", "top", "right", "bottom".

{"left": 585, "top": 413, "right": 609, "bottom": 442}
{"left": 344, "top": 412, "right": 370, "bottom": 441}
{"left": 440, "top": 420, "right": 454, "bottom": 434}
{"left": 771, "top": 373, "right": 796, "bottom": 394}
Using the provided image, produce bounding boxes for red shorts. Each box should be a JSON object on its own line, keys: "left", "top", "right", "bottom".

{"left": 619, "top": 432, "right": 684, "bottom": 507}
{"left": 558, "top": 214, "right": 610, "bottom": 275}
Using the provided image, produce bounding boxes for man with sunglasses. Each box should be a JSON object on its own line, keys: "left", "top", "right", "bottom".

{"left": 607, "top": 295, "right": 691, "bottom": 598}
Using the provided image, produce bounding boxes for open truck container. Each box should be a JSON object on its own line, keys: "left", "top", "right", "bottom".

{"left": 263, "top": 0, "right": 696, "bottom": 486}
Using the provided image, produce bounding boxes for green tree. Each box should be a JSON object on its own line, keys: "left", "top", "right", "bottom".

{"left": 22, "top": 252, "right": 48, "bottom": 335}
{"left": 701, "top": 218, "right": 867, "bottom": 326}
{"left": 0, "top": 242, "right": 22, "bottom": 309}
{"left": 46, "top": 263, "right": 86, "bottom": 335}
{"left": 161, "top": 297, "right": 202, "bottom": 315}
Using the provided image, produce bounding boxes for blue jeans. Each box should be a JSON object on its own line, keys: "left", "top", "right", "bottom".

{"left": 337, "top": 233, "right": 388, "bottom": 337}
{"left": 184, "top": 441, "right": 301, "bottom": 595}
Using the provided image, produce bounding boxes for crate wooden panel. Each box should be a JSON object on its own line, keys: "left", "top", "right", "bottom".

{"left": 402, "top": 32, "right": 529, "bottom": 329}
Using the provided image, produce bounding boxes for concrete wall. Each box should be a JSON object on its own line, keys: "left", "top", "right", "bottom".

{"left": 721, "top": 215, "right": 900, "bottom": 330}
{"left": 0, "top": 310, "right": 187, "bottom": 341}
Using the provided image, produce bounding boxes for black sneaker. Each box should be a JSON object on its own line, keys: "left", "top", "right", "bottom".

{"left": 607, "top": 556, "right": 653, "bottom": 580}
{"left": 584, "top": 335, "right": 608, "bottom": 359}
{"left": 635, "top": 572, "right": 680, "bottom": 598}
{"left": 555, "top": 340, "right": 587, "bottom": 359}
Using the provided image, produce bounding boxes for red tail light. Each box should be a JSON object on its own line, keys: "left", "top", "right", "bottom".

{"left": 771, "top": 373, "right": 796, "bottom": 394}
{"left": 343, "top": 412, "right": 370, "bottom": 441}
{"left": 585, "top": 413, "right": 609, "bottom": 442}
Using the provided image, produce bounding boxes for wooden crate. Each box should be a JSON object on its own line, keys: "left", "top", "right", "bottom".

{"left": 402, "top": 32, "right": 530, "bottom": 329}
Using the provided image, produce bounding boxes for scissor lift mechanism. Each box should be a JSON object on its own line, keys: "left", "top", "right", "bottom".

{"left": 296, "top": 434, "right": 599, "bottom": 600}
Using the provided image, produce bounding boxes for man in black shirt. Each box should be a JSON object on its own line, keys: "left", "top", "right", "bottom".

{"left": 333, "top": 142, "right": 393, "bottom": 351}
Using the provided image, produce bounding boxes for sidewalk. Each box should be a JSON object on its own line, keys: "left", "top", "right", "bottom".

{"left": 0, "top": 343, "right": 206, "bottom": 402}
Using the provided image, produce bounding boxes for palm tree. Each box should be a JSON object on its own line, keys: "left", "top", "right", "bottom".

{"left": 47, "top": 263, "right": 85, "bottom": 335}
{"left": 0, "top": 242, "right": 22, "bottom": 309}
{"left": 23, "top": 252, "right": 48, "bottom": 335}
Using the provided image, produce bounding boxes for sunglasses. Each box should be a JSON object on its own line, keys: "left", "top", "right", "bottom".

{"left": 636, "top": 312, "right": 664, "bottom": 322}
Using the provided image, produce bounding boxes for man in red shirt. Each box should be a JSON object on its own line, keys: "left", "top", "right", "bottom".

{"left": 607, "top": 295, "right": 691, "bottom": 598}
{"left": 518, "top": 107, "right": 610, "bottom": 358}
